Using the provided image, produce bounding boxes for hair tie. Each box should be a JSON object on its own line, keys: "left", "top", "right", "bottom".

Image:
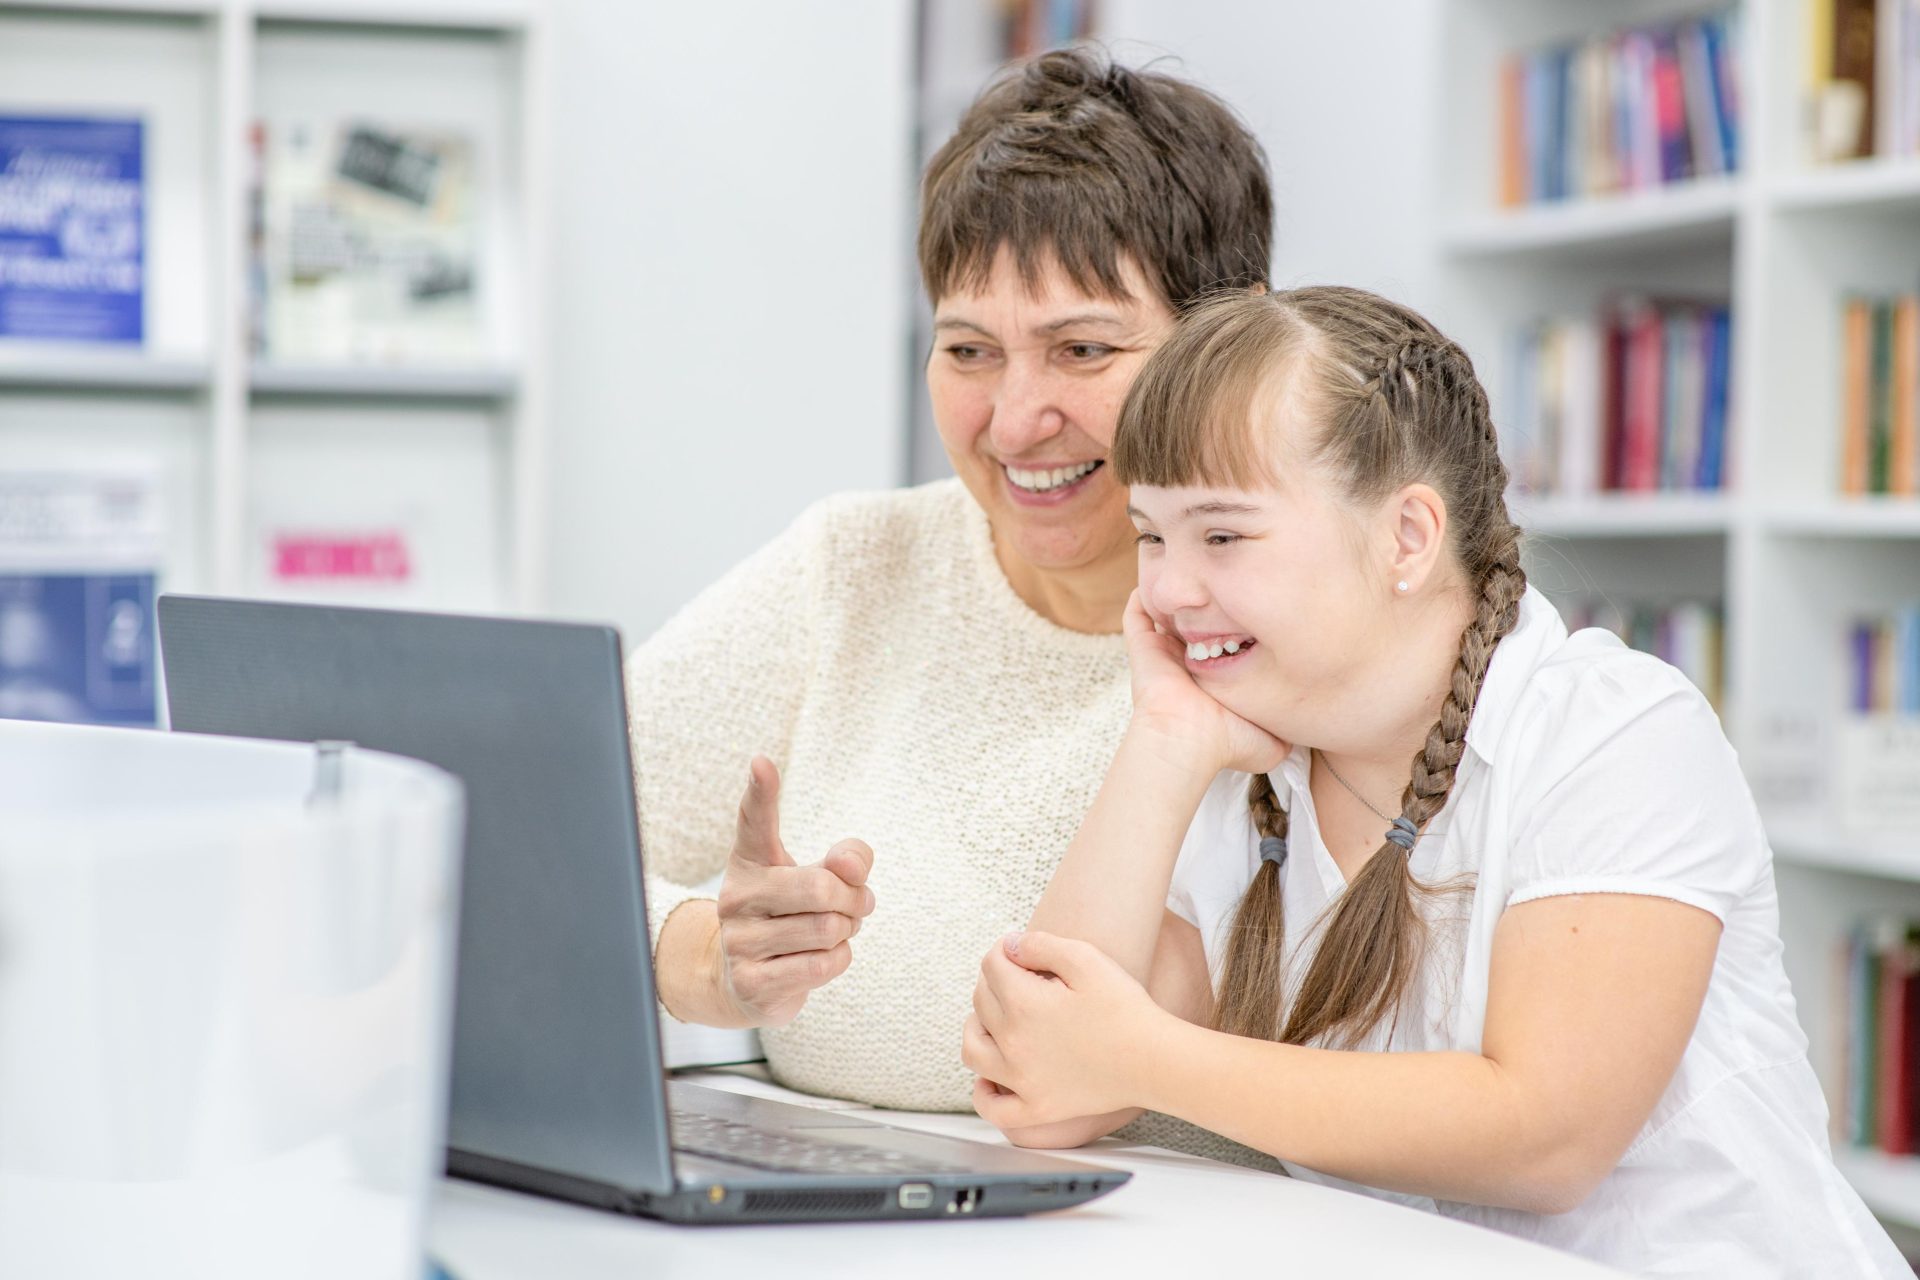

{"left": 1384, "top": 816, "right": 1419, "bottom": 851}
{"left": 1258, "top": 836, "right": 1288, "bottom": 870}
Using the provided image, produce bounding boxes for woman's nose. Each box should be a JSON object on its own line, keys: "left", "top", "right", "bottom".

{"left": 987, "top": 363, "right": 1068, "bottom": 455}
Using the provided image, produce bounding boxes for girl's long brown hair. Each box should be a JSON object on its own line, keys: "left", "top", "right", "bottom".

{"left": 1110, "top": 286, "right": 1526, "bottom": 1050}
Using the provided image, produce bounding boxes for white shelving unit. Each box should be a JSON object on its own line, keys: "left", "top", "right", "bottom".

{"left": 1439, "top": 0, "right": 1920, "bottom": 1231}
{"left": 0, "top": 0, "right": 549, "bottom": 613}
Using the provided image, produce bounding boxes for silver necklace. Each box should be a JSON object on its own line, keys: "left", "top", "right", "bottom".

{"left": 1313, "top": 749, "right": 1396, "bottom": 825}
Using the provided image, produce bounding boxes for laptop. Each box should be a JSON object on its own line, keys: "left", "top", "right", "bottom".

{"left": 156, "top": 594, "right": 1129, "bottom": 1224}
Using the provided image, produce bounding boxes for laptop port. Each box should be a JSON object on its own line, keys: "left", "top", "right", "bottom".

{"left": 898, "top": 1183, "right": 933, "bottom": 1210}
{"left": 956, "top": 1186, "right": 981, "bottom": 1213}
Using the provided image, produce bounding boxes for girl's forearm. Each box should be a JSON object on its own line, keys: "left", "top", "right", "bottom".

{"left": 1027, "top": 724, "right": 1218, "bottom": 981}
{"left": 1139, "top": 1020, "right": 1588, "bottom": 1214}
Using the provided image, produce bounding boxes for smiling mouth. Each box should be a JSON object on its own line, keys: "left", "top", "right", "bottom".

{"left": 1004, "top": 459, "right": 1103, "bottom": 494}
{"left": 1183, "top": 637, "right": 1257, "bottom": 666}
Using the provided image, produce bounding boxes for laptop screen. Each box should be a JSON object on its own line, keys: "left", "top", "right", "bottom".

{"left": 157, "top": 594, "right": 676, "bottom": 1195}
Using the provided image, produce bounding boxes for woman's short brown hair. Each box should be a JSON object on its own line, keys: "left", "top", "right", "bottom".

{"left": 918, "top": 46, "right": 1273, "bottom": 311}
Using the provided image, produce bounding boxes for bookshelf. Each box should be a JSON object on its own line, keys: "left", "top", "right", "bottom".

{"left": 0, "top": 0, "right": 548, "bottom": 624}
{"left": 1439, "top": 0, "right": 1920, "bottom": 1231}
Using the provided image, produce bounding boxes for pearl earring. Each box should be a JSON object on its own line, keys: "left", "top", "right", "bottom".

{"left": 1396, "top": 580, "right": 1409, "bottom": 593}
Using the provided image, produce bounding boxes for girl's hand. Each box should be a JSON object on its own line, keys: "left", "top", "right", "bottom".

{"left": 962, "top": 931, "right": 1165, "bottom": 1128}
{"left": 1123, "top": 590, "right": 1288, "bottom": 776}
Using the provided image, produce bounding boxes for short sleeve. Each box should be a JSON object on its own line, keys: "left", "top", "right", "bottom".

{"left": 1502, "top": 654, "right": 1768, "bottom": 922}
{"left": 1166, "top": 770, "right": 1265, "bottom": 973}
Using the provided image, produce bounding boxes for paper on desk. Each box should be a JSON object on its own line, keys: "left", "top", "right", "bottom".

{"left": 659, "top": 1013, "right": 763, "bottom": 1070}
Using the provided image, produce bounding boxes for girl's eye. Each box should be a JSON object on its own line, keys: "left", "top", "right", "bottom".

{"left": 1133, "top": 532, "right": 1161, "bottom": 547}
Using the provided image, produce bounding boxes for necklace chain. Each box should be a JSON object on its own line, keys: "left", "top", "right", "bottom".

{"left": 1314, "top": 750, "right": 1397, "bottom": 825}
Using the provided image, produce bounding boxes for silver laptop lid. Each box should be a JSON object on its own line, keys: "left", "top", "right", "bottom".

{"left": 157, "top": 594, "right": 675, "bottom": 1195}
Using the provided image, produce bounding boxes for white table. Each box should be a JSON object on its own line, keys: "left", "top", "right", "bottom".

{"left": 429, "top": 1069, "right": 1623, "bottom": 1278}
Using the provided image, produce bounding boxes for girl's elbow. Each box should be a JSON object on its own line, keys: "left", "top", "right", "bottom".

{"left": 1512, "top": 1144, "right": 1616, "bottom": 1216}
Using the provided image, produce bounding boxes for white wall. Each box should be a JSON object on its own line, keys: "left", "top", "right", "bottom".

{"left": 542, "top": 0, "right": 914, "bottom": 643}
{"left": 542, "top": 0, "right": 1449, "bottom": 642}
{"left": 1101, "top": 0, "right": 1447, "bottom": 319}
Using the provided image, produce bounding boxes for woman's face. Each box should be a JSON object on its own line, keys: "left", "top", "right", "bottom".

{"left": 928, "top": 247, "right": 1175, "bottom": 580}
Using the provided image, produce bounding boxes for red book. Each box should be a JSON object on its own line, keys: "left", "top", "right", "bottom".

{"left": 1650, "top": 31, "right": 1694, "bottom": 182}
{"left": 1622, "top": 303, "right": 1667, "bottom": 491}
{"left": 1879, "top": 936, "right": 1917, "bottom": 1155}
{"left": 1602, "top": 310, "right": 1628, "bottom": 490}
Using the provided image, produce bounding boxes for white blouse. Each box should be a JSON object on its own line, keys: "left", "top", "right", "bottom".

{"left": 1166, "top": 586, "right": 1907, "bottom": 1277}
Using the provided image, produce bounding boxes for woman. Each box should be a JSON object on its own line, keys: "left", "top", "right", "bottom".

{"left": 963, "top": 287, "right": 1907, "bottom": 1275}
{"left": 630, "top": 47, "right": 1272, "bottom": 1111}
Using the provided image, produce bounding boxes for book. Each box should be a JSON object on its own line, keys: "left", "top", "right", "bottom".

{"left": 1497, "top": 12, "right": 1740, "bottom": 206}
{"left": 1622, "top": 300, "right": 1667, "bottom": 492}
{"left": 1871, "top": 299, "right": 1895, "bottom": 494}
{"left": 1849, "top": 605, "right": 1920, "bottom": 711}
{"left": 0, "top": 115, "right": 144, "bottom": 344}
{"left": 1830, "top": 0, "right": 1879, "bottom": 160}
{"left": 1842, "top": 297, "right": 1872, "bottom": 495}
{"left": 0, "top": 466, "right": 163, "bottom": 727}
{"left": 1854, "top": 921, "right": 1882, "bottom": 1144}
{"left": 1698, "top": 306, "right": 1732, "bottom": 489}
{"left": 1894, "top": 295, "right": 1918, "bottom": 496}
{"left": 258, "top": 120, "right": 482, "bottom": 365}
{"left": 1838, "top": 291, "right": 1920, "bottom": 495}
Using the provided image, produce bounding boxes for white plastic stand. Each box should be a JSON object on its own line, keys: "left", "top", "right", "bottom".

{"left": 0, "top": 720, "right": 464, "bottom": 1280}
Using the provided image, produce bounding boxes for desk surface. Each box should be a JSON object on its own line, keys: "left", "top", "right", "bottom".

{"left": 429, "top": 1070, "right": 1622, "bottom": 1278}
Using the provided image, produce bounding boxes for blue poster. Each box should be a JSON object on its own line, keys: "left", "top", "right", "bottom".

{"left": 0, "top": 573, "right": 157, "bottom": 727}
{"left": 0, "top": 115, "right": 144, "bottom": 343}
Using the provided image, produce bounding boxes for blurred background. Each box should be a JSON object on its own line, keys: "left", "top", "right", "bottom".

{"left": 3, "top": 0, "right": 1920, "bottom": 1248}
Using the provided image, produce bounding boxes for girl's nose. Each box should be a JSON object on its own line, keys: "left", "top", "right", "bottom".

{"left": 1143, "top": 554, "right": 1209, "bottom": 617}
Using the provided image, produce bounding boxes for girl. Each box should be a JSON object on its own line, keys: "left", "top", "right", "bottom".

{"left": 961, "top": 286, "right": 1908, "bottom": 1276}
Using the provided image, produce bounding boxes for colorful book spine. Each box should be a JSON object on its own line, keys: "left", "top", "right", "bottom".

{"left": 1880, "top": 934, "right": 1913, "bottom": 1156}
{"left": 1837, "top": 919, "right": 1920, "bottom": 1156}
{"left": 1848, "top": 606, "right": 1920, "bottom": 713}
{"left": 1509, "top": 300, "right": 1731, "bottom": 496}
{"left": 1809, "top": 0, "right": 1920, "bottom": 160}
{"left": 1498, "top": 11, "right": 1741, "bottom": 206}
{"left": 1840, "top": 292, "right": 1920, "bottom": 497}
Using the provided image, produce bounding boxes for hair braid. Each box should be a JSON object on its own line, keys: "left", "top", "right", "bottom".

{"left": 1211, "top": 773, "right": 1294, "bottom": 1039}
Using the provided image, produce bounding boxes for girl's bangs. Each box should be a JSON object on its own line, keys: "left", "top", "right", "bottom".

{"left": 1111, "top": 292, "right": 1296, "bottom": 491}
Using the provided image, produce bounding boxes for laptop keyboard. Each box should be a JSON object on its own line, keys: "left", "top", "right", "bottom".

{"left": 670, "top": 1109, "right": 967, "bottom": 1177}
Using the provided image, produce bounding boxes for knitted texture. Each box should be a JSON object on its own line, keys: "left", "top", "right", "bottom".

{"left": 628, "top": 479, "right": 1131, "bottom": 1111}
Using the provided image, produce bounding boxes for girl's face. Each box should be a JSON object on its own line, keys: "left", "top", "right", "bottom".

{"left": 1127, "top": 420, "right": 1402, "bottom": 748}
{"left": 928, "top": 246, "right": 1176, "bottom": 585}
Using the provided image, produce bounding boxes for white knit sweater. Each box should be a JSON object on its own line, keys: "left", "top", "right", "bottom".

{"left": 627, "top": 479, "right": 1131, "bottom": 1112}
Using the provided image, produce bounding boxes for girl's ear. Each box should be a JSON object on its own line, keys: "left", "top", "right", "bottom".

{"left": 1387, "top": 483, "right": 1448, "bottom": 596}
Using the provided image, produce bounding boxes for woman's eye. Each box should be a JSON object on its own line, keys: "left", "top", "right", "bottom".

{"left": 1205, "top": 533, "right": 1240, "bottom": 546}
{"left": 1062, "top": 343, "right": 1117, "bottom": 362}
{"left": 945, "top": 344, "right": 990, "bottom": 363}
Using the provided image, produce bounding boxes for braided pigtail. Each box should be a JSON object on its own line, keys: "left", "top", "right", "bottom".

{"left": 1212, "top": 773, "right": 1295, "bottom": 1039}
